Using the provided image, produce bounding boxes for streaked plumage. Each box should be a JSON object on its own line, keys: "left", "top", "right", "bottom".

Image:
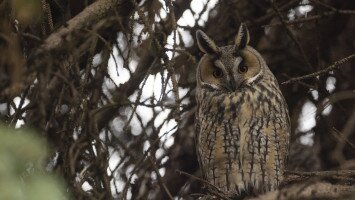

{"left": 195, "top": 24, "right": 290, "bottom": 197}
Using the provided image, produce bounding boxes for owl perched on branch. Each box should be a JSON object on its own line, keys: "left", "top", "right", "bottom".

{"left": 195, "top": 24, "right": 290, "bottom": 197}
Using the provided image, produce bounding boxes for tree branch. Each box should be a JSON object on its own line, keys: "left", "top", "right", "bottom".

{"left": 271, "top": 0, "right": 314, "bottom": 70}
{"left": 282, "top": 52, "right": 355, "bottom": 84}
{"left": 248, "top": 182, "right": 355, "bottom": 200}
{"left": 40, "top": 0, "right": 134, "bottom": 52}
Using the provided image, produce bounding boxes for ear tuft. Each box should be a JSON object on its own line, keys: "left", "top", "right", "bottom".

{"left": 196, "top": 30, "right": 219, "bottom": 55}
{"left": 235, "top": 23, "right": 250, "bottom": 49}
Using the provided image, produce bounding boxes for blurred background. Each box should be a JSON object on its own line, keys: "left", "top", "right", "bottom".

{"left": 0, "top": 0, "right": 354, "bottom": 199}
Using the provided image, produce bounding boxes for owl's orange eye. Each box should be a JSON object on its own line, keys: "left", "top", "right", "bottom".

{"left": 212, "top": 67, "right": 223, "bottom": 78}
{"left": 238, "top": 65, "right": 248, "bottom": 73}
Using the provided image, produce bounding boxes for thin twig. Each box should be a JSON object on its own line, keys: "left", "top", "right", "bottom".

{"left": 176, "top": 170, "right": 231, "bottom": 200}
{"left": 271, "top": 0, "right": 314, "bottom": 70}
{"left": 332, "top": 109, "right": 355, "bottom": 164}
{"left": 282, "top": 52, "right": 355, "bottom": 84}
{"left": 264, "top": 9, "right": 355, "bottom": 27}
{"left": 148, "top": 156, "right": 174, "bottom": 200}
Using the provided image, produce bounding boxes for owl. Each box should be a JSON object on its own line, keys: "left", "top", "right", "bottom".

{"left": 195, "top": 23, "right": 290, "bottom": 198}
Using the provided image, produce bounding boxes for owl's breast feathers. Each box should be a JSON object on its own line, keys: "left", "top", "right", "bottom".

{"left": 196, "top": 76, "right": 290, "bottom": 197}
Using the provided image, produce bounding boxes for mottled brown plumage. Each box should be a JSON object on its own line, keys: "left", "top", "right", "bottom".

{"left": 195, "top": 24, "right": 290, "bottom": 198}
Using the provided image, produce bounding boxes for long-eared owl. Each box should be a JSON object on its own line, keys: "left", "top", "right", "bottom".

{"left": 195, "top": 23, "right": 290, "bottom": 197}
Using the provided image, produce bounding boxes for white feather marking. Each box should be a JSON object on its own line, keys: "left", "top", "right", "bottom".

{"left": 201, "top": 82, "right": 220, "bottom": 89}
{"left": 233, "top": 57, "right": 243, "bottom": 74}
{"left": 247, "top": 70, "right": 262, "bottom": 84}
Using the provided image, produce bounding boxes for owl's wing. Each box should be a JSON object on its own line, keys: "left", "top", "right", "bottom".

{"left": 194, "top": 107, "right": 206, "bottom": 179}
{"left": 284, "top": 118, "right": 291, "bottom": 168}
{"left": 281, "top": 103, "right": 291, "bottom": 168}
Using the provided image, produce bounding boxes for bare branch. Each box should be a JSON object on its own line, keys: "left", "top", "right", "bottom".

{"left": 282, "top": 52, "right": 355, "bottom": 84}
{"left": 271, "top": 0, "right": 314, "bottom": 70}
{"left": 40, "top": 0, "right": 134, "bottom": 52}
{"left": 248, "top": 182, "right": 355, "bottom": 200}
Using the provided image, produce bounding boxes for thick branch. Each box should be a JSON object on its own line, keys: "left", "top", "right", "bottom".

{"left": 248, "top": 182, "right": 355, "bottom": 200}
{"left": 40, "top": 0, "right": 134, "bottom": 51}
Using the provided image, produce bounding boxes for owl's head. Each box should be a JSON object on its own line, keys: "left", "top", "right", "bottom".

{"left": 196, "top": 23, "right": 267, "bottom": 92}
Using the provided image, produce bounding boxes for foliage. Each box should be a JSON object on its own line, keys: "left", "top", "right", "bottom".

{"left": 0, "top": 126, "right": 67, "bottom": 200}
{"left": 0, "top": 0, "right": 355, "bottom": 199}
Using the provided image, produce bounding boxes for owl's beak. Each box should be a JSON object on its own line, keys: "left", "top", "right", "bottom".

{"left": 231, "top": 73, "right": 245, "bottom": 91}
{"left": 228, "top": 80, "right": 237, "bottom": 91}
